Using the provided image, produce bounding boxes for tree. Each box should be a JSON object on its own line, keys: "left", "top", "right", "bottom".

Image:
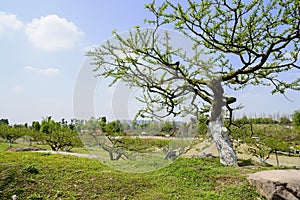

{"left": 197, "top": 114, "right": 209, "bottom": 137}
{"left": 32, "top": 121, "right": 41, "bottom": 132}
{"left": 84, "top": 117, "right": 102, "bottom": 134}
{"left": 103, "top": 120, "right": 124, "bottom": 136}
{"left": 160, "top": 120, "right": 176, "bottom": 136}
{"left": 40, "top": 116, "right": 82, "bottom": 151}
{"left": 292, "top": 110, "right": 300, "bottom": 127}
{"left": 0, "top": 123, "right": 27, "bottom": 147}
{"left": 231, "top": 122, "right": 292, "bottom": 165}
{"left": 88, "top": 0, "right": 300, "bottom": 166}
{"left": 0, "top": 119, "right": 9, "bottom": 125}
{"left": 44, "top": 128, "right": 82, "bottom": 152}
{"left": 279, "top": 116, "right": 291, "bottom": 125}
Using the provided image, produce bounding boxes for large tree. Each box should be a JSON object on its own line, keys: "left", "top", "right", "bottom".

{"left": 88, "top": 0, "right": 300, "bottom": 166}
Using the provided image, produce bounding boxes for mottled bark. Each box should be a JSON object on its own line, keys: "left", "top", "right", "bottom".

{"left": 209, "top": 120, "right": 238, "bottom": 166}
{"left": 208, "top": 79, "right": 238, "bottom": 166}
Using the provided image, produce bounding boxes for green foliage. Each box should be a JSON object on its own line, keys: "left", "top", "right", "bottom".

{"left": 292, "top": 110, "right": 300, "bottom": 127}
{"left": 31, "top": 121, "right": 41, "bottom": 132}
{"left": 0, "top": 123, "right": 27, "bottom": 147}
{"left": 88, "top": 0, "right": 300, "bottom": 166}
{"left": 103, "top": 120, "right": 124, "bottom": 136}
{"left": 279, "top": 116, "right": 291, "bottom": 125}
{"left": 82, "top": 117, "right": 124, "bottom": 136}
{"left": 233, "top": 116, "right": 278, "bottom": 125}
{"left": 197, "top": 114, "right": 209, "bottom": 136}
{"left": 39, "top": 116, "right": 83, "bottom": 151}
{"left": 88, "top": 0, "right": 300, "bottom": 121}
{"left": 231, "top": 124, "right": 293, "bottom": 164}
{"left": 44, "top": 128, "right": 82, "bottom": 151}
{"left": 160, "top": 121, "right": 176, "bottom": 135}
{"left": 0, "top": 119, "right": 9, "bottom": 125}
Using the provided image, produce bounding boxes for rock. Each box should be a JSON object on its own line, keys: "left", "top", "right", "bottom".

{"left": 248, "top": 170, "right": 300, "bottom": 200}
{"left": 164, "top": 151, "right": 177, "bottom": 160}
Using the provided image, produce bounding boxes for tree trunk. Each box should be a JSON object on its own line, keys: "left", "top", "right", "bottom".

{"left": 275, "top": 151, "right": 279, "bottom": 166}
{"left": 208, "top": 119, "right": 238, "bottom": 166}
{"left": 208, "top": 78, "right": 238, "bottom": 166}
{"left": 9, "top": 140, "right": 12, "bottom": 147}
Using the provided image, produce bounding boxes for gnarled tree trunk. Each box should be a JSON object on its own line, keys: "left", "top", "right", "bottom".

{"left": 208, "top": 79, "right": 238, "bottom": 166}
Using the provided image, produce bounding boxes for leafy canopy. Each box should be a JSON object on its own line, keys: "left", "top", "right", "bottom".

{"left": 88, "top": 0, "right": 300, "bottom": 120}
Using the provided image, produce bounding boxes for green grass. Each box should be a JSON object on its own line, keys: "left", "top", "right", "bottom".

{"left": 0, "top": 151, "right": 268, "bottom": 200}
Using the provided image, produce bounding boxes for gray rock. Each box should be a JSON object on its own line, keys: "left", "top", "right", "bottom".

{"left": 164, "top": 151, "right": 177, "bottom": 160}
{"left": 248, "top": 170, "right": 300, "bottom": 200}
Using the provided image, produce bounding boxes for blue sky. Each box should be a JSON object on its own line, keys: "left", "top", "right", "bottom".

{"left": 0, "top": 1, "right": 299, "bottom": 124}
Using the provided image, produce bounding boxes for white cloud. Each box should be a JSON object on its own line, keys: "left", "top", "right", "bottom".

{"left": 25, "top": 14, "right": 84, "bottom": 51}
{"left": 24, "top": 66, "right": 61, "bottom": 76}
{"left": 0, "top": 12, "right": 23, "bottom": 36}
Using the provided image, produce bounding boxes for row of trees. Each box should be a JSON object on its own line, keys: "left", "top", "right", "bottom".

{"left": 0, "top": 117, "right": 82, "bottom": 151}
{"left": 72, "top": 117, "right": 200, "bottom": 137}
{"left": 232, "top": 110, "right": 300, "bottom": 126}
{"left": 1, "top": 110, "right": 299, "bottom": 163}
{"left": 0, "top": 116, "right": 181, "bottom": 153}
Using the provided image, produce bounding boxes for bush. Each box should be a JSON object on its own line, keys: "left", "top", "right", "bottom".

{"left": 292, "top": 110, "right": 300, "bottom": 127}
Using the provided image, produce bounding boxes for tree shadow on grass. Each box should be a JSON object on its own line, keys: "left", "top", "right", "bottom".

{"left": 238, "top": 159, "right": 255, "bottom": 167}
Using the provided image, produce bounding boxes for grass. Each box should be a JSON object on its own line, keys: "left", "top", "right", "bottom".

{"left": 0, "top": 149, "right": 269, "bottom": 200}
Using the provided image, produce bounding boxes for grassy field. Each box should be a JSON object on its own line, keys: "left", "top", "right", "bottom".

{"left": 4, "top": 137, "right": 299, "bottom": 199}
{"left": 0, "top": 150, "right": 271, "bottom": 200}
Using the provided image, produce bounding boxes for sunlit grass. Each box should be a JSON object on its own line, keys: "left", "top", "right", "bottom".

{"left": 0, "top": 151, "right": 268, "bottom": 200}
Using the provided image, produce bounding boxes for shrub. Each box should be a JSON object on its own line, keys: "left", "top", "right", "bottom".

{"left": 292, "top": 110, "right": 300, "bottom": 127}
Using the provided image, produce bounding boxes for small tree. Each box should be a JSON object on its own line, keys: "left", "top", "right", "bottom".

{"left": 0, "top": 119, "right": 9, "bottom": 125}
{"left": 231, "top": 123, "right": 291, "bottom": 165}
{"left": 279, "top": 116, "right": 291, "bottom": 125}
{"left": 40, "top": 116, "right": 82, "bottom": 151}
{"left": 292, "top": 110, "right": 300, "bottom": 127}
{"left": 0, "top": 123, "right": 27, "bottom": 147}
{"left": 160, "top": 120, "right": 176, "bottom": 136}
{"left": 88, "top": 0, "right": 300, "bottom": 166}
{"left": 44, "top": 128, "right": 82, "bottom": 152}
{"left": 103, "top": 120, "right": 124, "bottom": 136}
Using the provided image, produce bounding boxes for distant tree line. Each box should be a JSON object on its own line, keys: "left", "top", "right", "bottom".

{"left": 0, "top": 110, "right": 299, "bottom": 163}
{"left": 0, "top": 117, "right": 82, "bottom": 151}
{"left": 232, "top": 115, "right": 292, "bottom": 125}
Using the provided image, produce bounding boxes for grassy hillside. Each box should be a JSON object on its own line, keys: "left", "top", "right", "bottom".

{"left": 0, "top": 150, "right": 268, "bottom": 200}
